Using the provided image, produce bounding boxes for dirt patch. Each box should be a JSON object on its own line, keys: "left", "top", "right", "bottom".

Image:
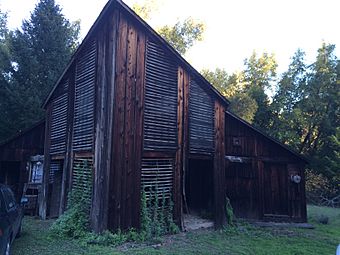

{"left": 183, "top": 214, "right": 214, "bottom": 231}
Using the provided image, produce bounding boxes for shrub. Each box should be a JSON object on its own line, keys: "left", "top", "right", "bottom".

{"left": 225, "top": 196, "right": 235, "bottom": 226}
{"left": 317, "top": 215, "right": 329, "bottom": 225}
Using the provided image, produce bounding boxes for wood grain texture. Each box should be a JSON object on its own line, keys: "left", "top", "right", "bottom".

{"left": 214, "top": 101, "right": 226, "bottom": 228}
{"left": 174, "top": 67, "right": 184, "bottom": 229}
{"left": 225, "top": 112, "right": 307, "bottom": 222}
{"left": 109, "top": 12, "right": 146, "bottom": 231}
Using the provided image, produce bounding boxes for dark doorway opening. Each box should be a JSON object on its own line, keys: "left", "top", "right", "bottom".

{"left": 185, "top": 158, "right": 214, "bottom": 220}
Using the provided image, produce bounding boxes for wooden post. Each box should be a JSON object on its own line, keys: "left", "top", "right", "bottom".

{"left": 213, "top": 101, "right": 226, "bottom": 228}
{"left": 91, "top": 11, "right": 118, "bottom": 233}
{"left": 174, "top": 67, "right": 184, "bottom": 229}
{"left": 39, "top": 107, "right": 52, "bottom": 219}
{"left": 59, "top": 65, "right": 76, "bottom": 216}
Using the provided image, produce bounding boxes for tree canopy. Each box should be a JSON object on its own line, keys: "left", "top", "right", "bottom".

{"left": 132, "top": 0, "right": 205, "bottom": 55}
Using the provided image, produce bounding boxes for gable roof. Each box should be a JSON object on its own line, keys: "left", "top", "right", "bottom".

{"left": 225, "top": 110, "right": 308, "bottom": 163}
{"left": 43, "top": 0, "right": 230, "bottom": 108}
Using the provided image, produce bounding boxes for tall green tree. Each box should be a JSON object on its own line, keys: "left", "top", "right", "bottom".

{"left": 157, "top": 18, "right": 205, "bottom": 55}
{"left": 243, "top": 51, "right": 278, "bottom": 129}
{"left": 0, "top": 10, "right": 16, "bottom": 141}
{"left": 299, "top": 44, "right": 339, "bottom": 180}
{"left": 0, "top": 0, "right": 80, "bottom": 142}
{"left": 201, "top": 68, "right": 257, "bottom": 122}
{"left": 269, "top": 49, "right": 307, "bottom": 147}
{"left": 132, "top": 0, "right": 205, "bottom": 55}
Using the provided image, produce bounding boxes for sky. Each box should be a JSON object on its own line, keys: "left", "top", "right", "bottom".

{"left": 1, "top": 0, "right": 340, "bottom": 75}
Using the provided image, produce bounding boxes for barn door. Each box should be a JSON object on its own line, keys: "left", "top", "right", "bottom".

{"left": 263, "top": 163, "right": 289, "bottom": 217}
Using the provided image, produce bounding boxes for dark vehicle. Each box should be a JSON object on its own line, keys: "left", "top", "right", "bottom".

{"left": 0, "top": 184, "right": 25, "bottom": 255}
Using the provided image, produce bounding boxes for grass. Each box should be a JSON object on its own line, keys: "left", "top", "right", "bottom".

{"left": 12, "top": 205, "right": 340, "bottom": 255}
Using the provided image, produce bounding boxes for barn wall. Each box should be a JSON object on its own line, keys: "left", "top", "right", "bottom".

{"left": 41, "top": 32, "right": 98, "bottom": 219}
{"left": 189, "top": 79, "right": 215, "bottom": 155}
{"left": 108, "top": 9, "right": 146, "bottom": 231}
{"left": 0, "top": 121, "right": 45, "bottom": 199}
{"left": 225, "top": 113, "right": 306, "bottom": 222}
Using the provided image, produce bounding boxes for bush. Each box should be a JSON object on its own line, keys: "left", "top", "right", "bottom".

{"left": 50, "top": 160, "right": 92, "bottom": 238}
{"left": 317, "top": 215, "right": 329, "bottom": 225}
{"left": 50, "top": 189, "right": 90, "bottom": 238}
{"left": 225, "top": 196, "right": 235, "bottom": 226}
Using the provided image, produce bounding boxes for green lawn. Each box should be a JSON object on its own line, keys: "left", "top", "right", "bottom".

{"left": 12, "top": 205, "right": 340, "bottom": 255}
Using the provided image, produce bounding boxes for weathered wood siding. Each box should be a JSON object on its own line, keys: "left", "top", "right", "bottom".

{"left": 109, "top": 10, "right": 146, "bottom": 231}
{"left": 225, "top": 112, "right": 307, "bottom": 222}
{"left": 214, "top": 101, "right": 226, "bottom": 227}
{"left": 189, "top": 79, "right": 215, "bottom": 155}
{"left": 0, "top": 121, "right": 45, "bottom": 199}
{"left": 91, "top": 10, "right": 117, "bottom": 233}
{"left": 73, "top": 39, "right": 97, "bottom": 152}
{"left": 50, "top": 80, "right": 69, "bottom": 155}
{"left": 144, "top": 40, "right": 178, "bottom": 151}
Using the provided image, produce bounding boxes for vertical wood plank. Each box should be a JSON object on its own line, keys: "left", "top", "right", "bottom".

{"left": 300, "top": 164, "right": 307, "bottom": 221}
{"left": 59, "top": 68, "right": 75, "bottom": 215}
{"left": 110, "top": 12, "right": 128, "bottom": 230}
{"left": 213, "top": 101, "right": 226, "bottom": 228}
{"left": 91, "top": 13, "right": 116, "bottom": 232}
{"left": 132, "top": 30, "right": 146, "bottom": 229}
{"left": 39, "top": 106, "right": 52, "bottom": 219}
{"left": 123, "top": 23, "right": 138, "bottom": 229}
{"left": 174, "top": 67, "right": 184, "bottom": 229}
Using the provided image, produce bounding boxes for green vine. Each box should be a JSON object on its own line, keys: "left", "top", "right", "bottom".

{"left": 225, "top": 196, "right": 235, "bottom": 226}
{"left": 50, "top": 159, "right": 93, "bottom": 238}
{"left": 140, "top": 184, "right": 179, "bottom": 241}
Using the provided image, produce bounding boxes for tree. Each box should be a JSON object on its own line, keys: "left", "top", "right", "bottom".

{"left": 0, "top": 0, "right": 80, "bottom": 141}
{"left": 0, "top": 10, "right": 16, "bottom": 141}
{"left": 132, "top": 0, "right": 205, "bottom": 55}
{"left": 243, "top": 51, "right": 278, "bottom": 129}
{"left": 269, "top": 49, "right": 307, "bottom": 147}
{"left": 157, "top": 18, "right": 205, "bottom": 55}
{"left": 201, "top": 68, "right": 258, "bottom": 122}
{"left": 132, "top": 0, "right": 161, "bottom": 20}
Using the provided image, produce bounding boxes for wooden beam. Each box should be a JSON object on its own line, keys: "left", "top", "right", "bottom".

{"left": 213, "top": 100, "right": 226, "bottom": 228}
{"left": 174, "top": 66, "right": 184, "bottom": 229}
{"left": 39, "top": 106, "right": 52, "bottom": 219}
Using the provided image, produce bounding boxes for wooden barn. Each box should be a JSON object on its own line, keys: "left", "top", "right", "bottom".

{"left": 0, "top": 120, "right": 45, "bottom": 200}
{"left": 40, "top": 0, "right": 307, "bottom": 232}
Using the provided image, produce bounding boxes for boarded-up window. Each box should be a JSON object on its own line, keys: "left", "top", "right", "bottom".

{"left": 141, "top": 158, "right": 173, "bottom": 202}
{"left": 50, "top": 80, "right": 68, "bottom": 155}
{"left": 189, "top": 79, "right": 214, "bottom": 154}
{"left": 72, "top": 156, "right": 93, "bottom": 202}
{"left": 73, "top": 39, "right": 96, "bottom": 151}
{"left": 144, "top": 40, "right": 178, "bottom": 150}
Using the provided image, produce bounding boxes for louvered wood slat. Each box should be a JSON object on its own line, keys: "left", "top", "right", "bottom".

{"left": 144, "top": 40, "right": 178, "bottom": 150}
{"left": 73, "top": 39, "right": 96, "bottom": 151}
{"left": 189, "top": 79, "right": 215, "bottom": 154}
{"left": 49, "top": 161, "right": 62, "bottom": 184}
{"left": 50, "top": 80, "right": 68, "bottom": 155}
{"left": 141, "top": 158, "right": 174, "bottom": 201}
{"left": 72, "top": 156, "right": 93, "bottom": 201}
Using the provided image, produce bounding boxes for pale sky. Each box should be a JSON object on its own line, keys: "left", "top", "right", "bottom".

{"left": 1, "top": 0, "right": 339, "bottom": 75}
